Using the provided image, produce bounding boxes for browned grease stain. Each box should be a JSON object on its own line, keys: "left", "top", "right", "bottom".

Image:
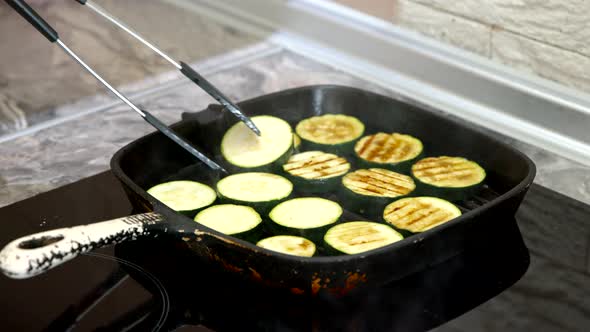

{"left": 345, "top": 272, "right": 367, "bottom": 290}
{"left": 211, "top": 254, "right": 243, "bottom": 273}
{"left": 311, "top": 277, "right": 322, "bottom": 295}
{"left": 249, "top": 267, "right": 262, "bottom": 282}
{"left": 309, "top": 271, "right": 368, "bottom": 296}
{"left": 290, "top": 288, "right": 305, "bottom": 295}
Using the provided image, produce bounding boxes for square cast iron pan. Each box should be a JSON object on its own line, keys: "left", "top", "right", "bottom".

{"left": 110, "top": 85, "right": 536, "bottom": 295}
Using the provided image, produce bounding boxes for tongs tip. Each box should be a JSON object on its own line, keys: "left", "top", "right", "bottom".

{"left": 245, "top": 120, "right": 262, "bottom": 137}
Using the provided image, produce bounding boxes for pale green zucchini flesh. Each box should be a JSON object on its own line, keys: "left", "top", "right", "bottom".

{"left": 147, "top": 180, "right": 216, "bottom": 213}
{"left": 269, "top": 197, "right": 342, "bottom": 230}
{"left": 221, "top": 115, "right": 293, "bottom": 169}
{"left": 217, "top": 172, "right": 292, "bottom": 202}
{"left": 194, "top": 204, "right": 262, "bottom": 235}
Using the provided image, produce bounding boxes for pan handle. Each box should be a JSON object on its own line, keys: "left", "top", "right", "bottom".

{"left": 0, "top": 212, "right": 165, "bottom": 279}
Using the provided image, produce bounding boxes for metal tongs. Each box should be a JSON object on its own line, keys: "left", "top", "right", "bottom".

{"left": 5, "top": 0, "right": 261, "bottom": 172}
{"left": 72, "top": 0, "right": 260, "bottom": 137}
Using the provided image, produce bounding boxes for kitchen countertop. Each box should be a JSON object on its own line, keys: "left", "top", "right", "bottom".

{"left": 0, "top": 43, "right": 589, "bottom": 208}
{"left": 0, "top": 42, "right": 589, "bottom": 331}
{"left": 0, "top": 0, "right": 259, "bottom": 136}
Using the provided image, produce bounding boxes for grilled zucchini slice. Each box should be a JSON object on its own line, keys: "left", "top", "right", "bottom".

{"left": 147, "top": 180, "right": 216, "bottom": 217}
{"left": 383, "top": 197, "right": 461, "bottom": 234}
{"left": 256, "top": 235, "right": 316, "bottom": 257}
{"left": 216, "top": 172, "right": 293, "bottom": 213}
{"left": 194, "top": 204, "right": 262, "bottom": 242}
{"left": 221, "top": 115, "right": 293, "bottom": 171}
{"left": 324, "top": 221, "right": 403, "bottom": 255}
{"left": 411, "top": 156, "right": 486, "bottom": 201}
{"left": 341, "top": 168, "right": 416, "bottom": 217}
{"left": 282, "top": 151, "right": 350, "bottom": 193}
{"left": 295, "top": 114, "right": 364, "bottom": 154}
{"left": 354, "top": 133, "right": 423, "bottom": 172}
{"left": 269, "top": 197, "right": 342, "bottom": 242}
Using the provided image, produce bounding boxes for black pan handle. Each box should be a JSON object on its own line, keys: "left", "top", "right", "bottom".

{"left": 0, "top": 213, "right": 165, "bottom": 279}
{"left": 5, "top": 0, "right": 59, "bottom": 42}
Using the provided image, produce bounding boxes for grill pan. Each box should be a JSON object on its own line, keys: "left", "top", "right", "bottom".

{"left": 0, "top": 85, "right": 535, "bottom": 296}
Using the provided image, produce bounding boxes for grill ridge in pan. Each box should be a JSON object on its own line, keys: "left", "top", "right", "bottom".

{"left": 111, "top": 85, "right": 536, "bottom": 295}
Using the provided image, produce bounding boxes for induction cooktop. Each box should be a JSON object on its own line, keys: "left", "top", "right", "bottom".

{"left": 0, "top": 171, "right": 586, "bottom": 331}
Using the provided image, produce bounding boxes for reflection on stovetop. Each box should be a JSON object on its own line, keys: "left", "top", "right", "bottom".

{"left": 111, "top": 219, "right": 527, "bottom": 332}
{"left": 0, "top": 171, "right": 589, "bottom": 331}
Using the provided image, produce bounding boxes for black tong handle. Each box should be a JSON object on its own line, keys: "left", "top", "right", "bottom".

{"left": 5, "top": 0, "right": 58, "bottom": 42}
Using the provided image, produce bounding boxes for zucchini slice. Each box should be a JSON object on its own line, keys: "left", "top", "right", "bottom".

{"left": 383, "top": 197, "right": 461, "bottom": 233}
{"left": 221, "top": 115, "right": 293, "bottom": 170}
{"left": 411, "top": 156, "right": 486, "bottom": 201}
{"left": 354, "top": 133, "right": 423, "bottom": 172}
{"left": 324, "top": 221, "right": 403, "bottom": 255}
{"left": 341, "top": 168, "right": 416, "bottom": 217}
{"left": 282, "top": 151, "right": 350, "bottom": 193}
{"left": 256, "top": 235, "right": 316, "bottom": 257}
{"left": 293, "top": 133, "right": 302, "bottom": 150}
{"left": 194, "top": 204, "right": 262, "bottom": 242}
{"left": 269, "top": 197, "right": 342, "bottom": 242}
{"left": 147, "top": 180, "right": 216, "bottom": 216}
{"left": 216, "top": 172, "right": 293, "bottom": 213}
{"left": 295, "top": 114, "right": 364, "bottom": 154}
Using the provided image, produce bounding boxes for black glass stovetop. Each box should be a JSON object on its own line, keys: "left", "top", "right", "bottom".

{"left": 1, "top": 171, "right": 589, "bottom": 332}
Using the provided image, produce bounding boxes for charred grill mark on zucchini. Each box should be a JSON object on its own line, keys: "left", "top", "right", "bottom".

{"left": 383, "top": 197, "right": 461, "bottom": 233}
{"left": 295, "top": 114, "right": 364, "bottom": 145}
{"left": 342, "top": 168, "right": 415, "bottom": 198}
{"left": 355, "top": 133, "right": 422, "bottom": 164}
{"left": 324, "top": 221, "right": 403, "bottom": 255}
{"left": 412, "top": 156, "right": 486, "bottom": 188}
{"left": 256, "top": 235, "right": 316, "bottom": 257}
{"left": 283, "top": 151, "right": 350, "bottom": 180}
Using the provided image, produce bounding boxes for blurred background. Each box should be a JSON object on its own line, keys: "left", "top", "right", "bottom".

{"left": 2, "top": 0, "right": 588, "bottom": 137}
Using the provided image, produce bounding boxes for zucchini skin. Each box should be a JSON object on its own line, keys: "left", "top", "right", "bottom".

{"left": 231, "top": 224, "right": 265, "bottom": 244}
{"left": 176, "top": 201, "right": 217, "bottom": 219}
{"left": 354, "top": 151, "right": 424, "bottom": 174}
{"left": 265, "top": 219, "right": 340, "bottom": 245}
{"left": 281, "top": 171, "right": 344, "bottom": 194}
{"left": 338, "top": 184, "right": 412, "bottom": 219}
{"left": 411, "top": 177, "right": 484, "bottom": 202}
{"left": 217, "top": 194, "right": 291, "bottom": 215}
{"left": 297, "top": 139, "right": 358, "bottom": 159}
